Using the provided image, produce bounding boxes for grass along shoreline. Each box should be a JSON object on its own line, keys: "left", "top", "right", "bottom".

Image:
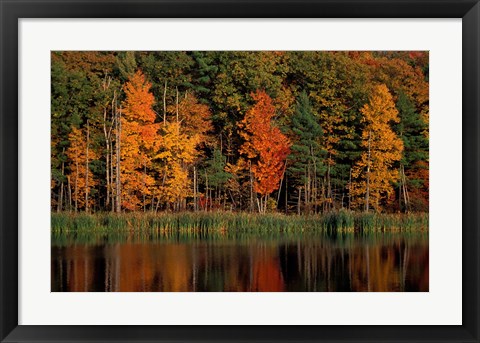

{"left": 51, "top": 211, "right": 428, "bottom": 234}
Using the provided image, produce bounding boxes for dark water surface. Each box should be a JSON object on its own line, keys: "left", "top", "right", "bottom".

{"left": 51, "top": 231, "right": 428, "bottom": 292}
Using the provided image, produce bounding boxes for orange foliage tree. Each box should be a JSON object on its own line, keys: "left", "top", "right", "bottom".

{"left": 120, "top": 70, "right": 160, "bottom": 211}
{"left": 240, "top": 90, "right": 290, "bottom": 213}
{"left": 351, "top": 84, "right": 403, "bottom": 212}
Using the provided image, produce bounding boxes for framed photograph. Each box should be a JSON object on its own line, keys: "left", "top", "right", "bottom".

{"left": 1, "top": 0, "right": 479, "bottom": 342}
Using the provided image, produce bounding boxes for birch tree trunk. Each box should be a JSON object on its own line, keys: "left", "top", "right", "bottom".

{"left": 85, "top": 120, "right": 90, "bottom": 214}
{"left": 115, "top": 106, "right": 122, "bottom": 213}
{"left": 193, "top": 166, "right": 197, "bottom": 212}
{"left": 276, "top": 162, "right": 287, "bottom": 207}
{"left": 67, "top": 175, "right": 72, "bottom": 212}
{"left": 57, "top": 149, "right": 65, "bottom": 213}
{"left": 249, "top": 161, "right": 254, "bottom": 213}
{"left": 365, "top": 130, "right": 371, "bottom": 212}
{"left": 75, "top": 149, "right": 79, "bottom": 213}
{"left": 163, "top": 81, "right": 167, "bottom": 124}
{"left": 110, "top": 139, "right": 115, "bottom": 212}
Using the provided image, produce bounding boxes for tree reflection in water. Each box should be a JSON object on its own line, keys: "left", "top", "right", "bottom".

{"left": 51, "top": 232, "right": 428, "bottom": 292}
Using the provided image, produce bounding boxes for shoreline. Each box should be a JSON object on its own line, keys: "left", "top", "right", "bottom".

{"left": 51, "top": 211, "right": 429, "bottom": 234}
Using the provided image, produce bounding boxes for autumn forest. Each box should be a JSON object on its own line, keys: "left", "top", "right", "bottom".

{"left": 51, "top": 51, "right": 429, "bottom": 292}
{"left": 51, "top": 51, "right": 429, "bottom": 216}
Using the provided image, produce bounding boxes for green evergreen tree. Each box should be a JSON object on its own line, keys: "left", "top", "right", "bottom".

{"left": 116, "top": 51, "right": 137, "bottom": 80}
{"left": 187, "top": 51, "right": 218, "bottom": 103}
{"left": 204, "top": 147, "right": 232, "bottom": 208}
{"left": 396, "top": 92, "right": 428, "bottom": 166}
{"left": 288, "top": 91, "right": 326, "bottom": 214}
{"left": 395, "top": 92, "right": 429, "bottom": 211}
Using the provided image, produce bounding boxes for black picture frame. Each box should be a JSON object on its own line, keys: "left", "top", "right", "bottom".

{"left": 1, "top": 0, "right": 479, "bottom": 342}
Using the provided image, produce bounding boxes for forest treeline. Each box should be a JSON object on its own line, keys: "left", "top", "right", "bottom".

{"left": 51, "top": 51, "right": 429, "bottom": 215}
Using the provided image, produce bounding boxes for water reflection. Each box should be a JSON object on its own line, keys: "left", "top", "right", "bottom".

{"left": 51, "top": 232, "right": 428, "bottom": 292}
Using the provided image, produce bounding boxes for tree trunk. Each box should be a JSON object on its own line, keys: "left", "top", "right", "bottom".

{"left": 205, "top": 171, "right": 208, "bottom": 212}
{"left": 67, "top": 175, "right": 72, "bottom": 212}
{"left": 155, "top": 194, "right": 161, "bottom": 213}
{"left": 57, "top": 150, "right": 65, "bottom": 213}
{"left": 143, "top": 161, "right": 146, "bottom": 212}
{"left": 163, "top": 80, "right": 167, "bottom": 124}
{"left": 401, "top": 164, "right": 410, "bottom": 213}
{"left": 285, "top": 171, "right": 288, "bottom": 214}
{"left": 193, "top": 166, "right": 197, "bottom": 212}
{"left": 209, "top": 183, "right": 213, "bottom": 212}
{"left": 176, "top": 87, "right": 179, "bottom": 123}
{"left": 365, "top": 130, "right": 371, "bottom": 212}
{"left": 297, "top": 188, "right": 302, "bottom": 215}
{"left": 75, "top": 149, "right": 79, "bottom": 213}
{"left": 58, "top": 182, "right": 64, "bottom": 213}
{"left": 116, "top": 106, "right": 122, "bottom": 213}
{"left": 327, "top": 161, "right": 332, "bottom": 211}
{"left": 85, "top": 120, "right": 90, "bottom": 213}
{"left": 321, "top": 179, "right": 325, "bottom": 213}
{"left": 104, "top": 83, "right": 115, "bottom": 211}
{"left": 314, "top": 172, "right": 317, "bottom": 212}
{"left": 304, "top": 168, "right": 308, "bottom": 214}
{"left": 110, "top": 139, "right": 115, "bottom": 212}
{"left": 249, "top": 161, "right": 254, "bottom": 213}
{"left": 348, "top": 167, "right": 352, "bottom": 210}
{"left": 105, "top": 135, "right": 110, "bottom": 209}
{"left": 277, "top": 162, "right": 287, "bottom": 207}
{"left": 223, "top": 189, "right": 227, "bottom": 210}
{"left": 308, "top": 165, "right": 312, "bottom": 214}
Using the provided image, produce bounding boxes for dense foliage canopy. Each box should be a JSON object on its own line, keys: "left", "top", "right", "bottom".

{"left": 51, "top": 51, "right": 429, "bottom": 214}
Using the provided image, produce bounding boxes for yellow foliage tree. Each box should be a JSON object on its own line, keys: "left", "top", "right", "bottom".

{"left": 120, "top": 70, "right": 160, "bottom": 211}
{"left": 350, "top": 84, "right": 403, "bottom": 212}
{"left": 156, "top": 93, "right": 212, "bottom": 211}
{"left": 178, "top": 93, "right": 213, "bottom": 144}
{"left": 66, "top": 126, "right": 98, "bottom": 212}
{"left": 155, "top": 121, "right": 198, "bottom": 210}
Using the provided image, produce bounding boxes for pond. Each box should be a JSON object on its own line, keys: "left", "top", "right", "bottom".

{"left": 51, "top": 231, "right": 428, "bottom": 292}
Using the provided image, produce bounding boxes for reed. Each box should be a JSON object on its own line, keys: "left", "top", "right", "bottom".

{"left": 51, "top": 210, "right": 428, "bottom": 235}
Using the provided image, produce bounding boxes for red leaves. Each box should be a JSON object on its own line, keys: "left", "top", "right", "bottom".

{"left": 240, "top": 90, "right": 290, "bottom": 197}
